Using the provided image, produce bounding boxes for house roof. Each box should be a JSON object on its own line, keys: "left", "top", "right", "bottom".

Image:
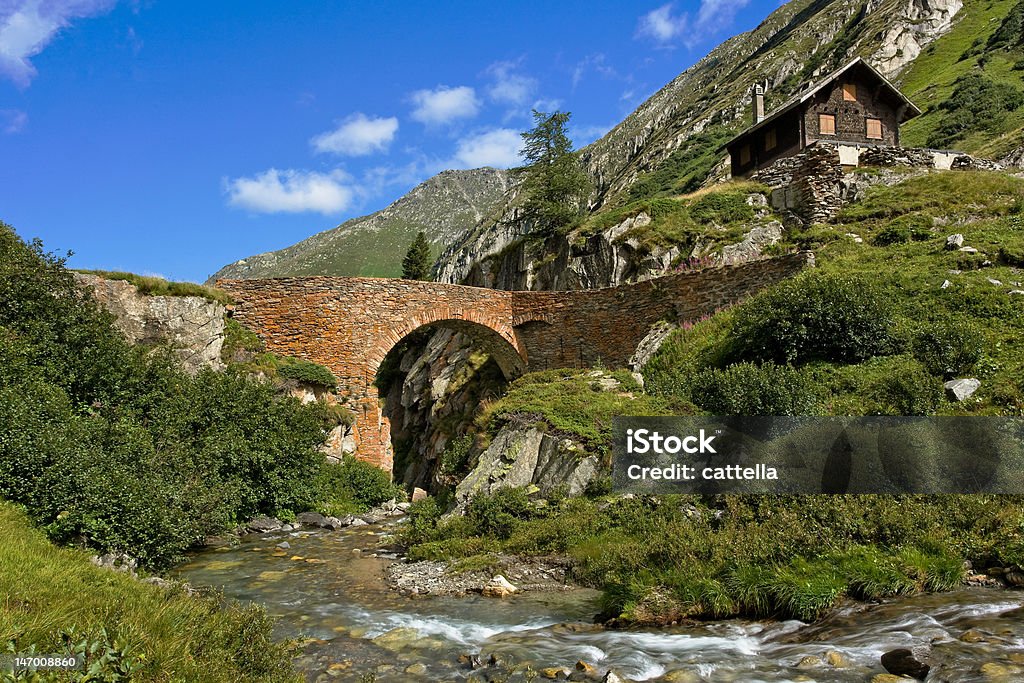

{"left": 721, "top": 58, "right": 922, "bottom": 151}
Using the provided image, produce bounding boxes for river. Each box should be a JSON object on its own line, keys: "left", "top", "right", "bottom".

{"left": 173, "top": 518, "right": 1024, "bottom": 682}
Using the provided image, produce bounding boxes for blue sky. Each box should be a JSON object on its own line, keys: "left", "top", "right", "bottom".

{"left": 1, "top": 0, "right": 778, "bottom": 282}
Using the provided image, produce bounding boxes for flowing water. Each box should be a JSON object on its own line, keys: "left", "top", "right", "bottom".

{"left": 173, "top": 521, "right": 1024, "bottom": 683}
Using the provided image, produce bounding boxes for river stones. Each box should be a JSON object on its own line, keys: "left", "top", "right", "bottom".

{"left": 540, "top": 666, "right": 569, "bottom": 679}
{"left": 825, "top": 650, "right": 851, "bottom": 668}
{"left": 246, "top": 516, "right": 282, "bottom": 533}
{"left": 871, "top": 675, "right": 908, "bottom": 683}
{"left": 796, "top": 655, "right": 823, "bottom": 669}
{"left": 575, "top": 659, "right": 598, "bottom": 676}
{"left": 881, "top": 648, "right": 930, "bottom": 680}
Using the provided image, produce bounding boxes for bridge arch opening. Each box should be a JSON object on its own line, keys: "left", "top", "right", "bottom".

{"left": 371, "top": 318, "right": 528, "bottom": 488}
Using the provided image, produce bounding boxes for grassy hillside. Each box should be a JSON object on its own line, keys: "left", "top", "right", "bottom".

{"left": 402, "top": 169, "right": 1024, "bottom": 624}
{"left": 208, "top": 168, "right": 511, "bottom": 283}
{"left": 0, "top": 503, "right": 298, "bottom": 682}
{"left": 899, "top": 0, "right": 1024, "bottom": 158}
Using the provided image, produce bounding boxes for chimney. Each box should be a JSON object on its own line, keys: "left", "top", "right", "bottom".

{"left": 752, "top": 84, "right": 765, "bottom": 124}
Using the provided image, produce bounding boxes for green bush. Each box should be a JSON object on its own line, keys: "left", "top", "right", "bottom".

{"left": 440, "top": 434, "right": 474, "bottom": 476}
{"left": 683, "top": 362, "right": 821, "bottom": 415}
{"left": 912, "top": 317, "right": 985, "bottom": 377}
{"left": 872, "top": 214, "right": 932, "bottom": 246}
{"left": 867, "top": 356, "right": 944, "bottom": 415}
{"left": 221, "top": 317, "right": 263, "bottom": 362}
{"left": 276, "top": 357, "right": 338, "bottom": 389}
{"left": 316, "top": 456, "right": 403, "bottom": 515}
{"left": 727, "top": 273, "right": 895, "bottom": 365}
{"left": 465, "top": 487, "right": 539, "bottom": 539}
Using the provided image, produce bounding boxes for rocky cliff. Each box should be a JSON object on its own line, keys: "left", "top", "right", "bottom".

{"left": 208, "top": 168, "right": 512, "bottom": 282}
{"left": 74, "top": 273, "right": 225, "bottom": 373}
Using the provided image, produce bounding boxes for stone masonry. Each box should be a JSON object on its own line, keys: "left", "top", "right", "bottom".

{"left": 218, "top": 251, "right": 813, "bottom": 472}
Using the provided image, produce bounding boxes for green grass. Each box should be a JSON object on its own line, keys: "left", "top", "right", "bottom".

{"left": 76, "top": 270, "right": 233, "bottom": 306}
{"left": 401, "top": 492, "right": 1024, "bottom": 623}
{"left": 0, "top": 503, "right": 299, "bottom": 682}
{"left": 575, "top": 181, "right": 772, "bottom": 254}
{"left": 476, "top": 368, "right": 689, "bottom": 454}
{"left": 898, "top": 0, "right": 1024, "bottom": 158}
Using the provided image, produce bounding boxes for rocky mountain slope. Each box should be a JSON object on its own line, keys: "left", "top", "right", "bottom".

{"left": 207, "top": 168, "right": 511, "bottom": 282}
{"left": 439, "top": 0, "right": 1024, "bottom": 285}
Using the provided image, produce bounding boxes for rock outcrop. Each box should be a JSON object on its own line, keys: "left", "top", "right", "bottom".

{"left": 454, "top": 418, "right": 601, "bottom": 505}
{"left": 74, "top": 273, "right": 225, "bottom": 373}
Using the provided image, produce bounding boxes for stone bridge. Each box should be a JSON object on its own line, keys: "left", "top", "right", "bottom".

{"left": 218, "top": 251, "right": 812, "bottom": 472}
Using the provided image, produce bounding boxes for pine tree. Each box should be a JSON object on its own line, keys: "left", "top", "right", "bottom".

{"left": 516, "top": 110, "right": 592, "bottom": 235}
{"left": 401, "top": 231, "right": 432, "bottom": 280}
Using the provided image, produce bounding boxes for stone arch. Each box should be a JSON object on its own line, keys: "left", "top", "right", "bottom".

{"left": 365, "top": 309, "right": 529, "bottom": 387}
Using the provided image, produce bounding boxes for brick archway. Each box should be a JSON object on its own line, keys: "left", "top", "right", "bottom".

{"left": 218, "top": 252, "right": 812, "bottom": 473}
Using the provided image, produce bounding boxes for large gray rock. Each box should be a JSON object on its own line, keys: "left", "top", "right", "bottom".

{"left": 74, "top": 273, "right": 225, "bottom": 373}
{"left": 455, "top": 422, "right": 600, "bottom": 505}
{"left": 944, "top": 378, "right": 980, "bottom": 402}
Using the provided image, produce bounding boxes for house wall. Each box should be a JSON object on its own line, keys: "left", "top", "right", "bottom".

{"left": 728, "top": 109, "right": 802, "bottom": 177}
{"left": 802, "top": 71, "right": 900, "bottom": 148}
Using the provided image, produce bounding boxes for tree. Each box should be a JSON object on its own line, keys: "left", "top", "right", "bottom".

{"left": 401, "top": 231, "right": 432, "bottom": 280}
{"left": 516, "top": 110, "right": 592, "bottom": 235}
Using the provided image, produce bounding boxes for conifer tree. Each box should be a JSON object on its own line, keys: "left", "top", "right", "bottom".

{"left": 401, "top": 231, "right": 432, "bottom": 280}
{"left": 516, "top": 110, "right": 592, "bottom": 235}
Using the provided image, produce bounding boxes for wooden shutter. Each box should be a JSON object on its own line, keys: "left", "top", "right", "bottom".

{"left": 819, "top": 114, "right": 836, "bottom": 135}
{"left": 866, "top": 118, "right": 882, "bottom": 139}
{"left": 843, "top": 83, "right": 857, "bottom": 101}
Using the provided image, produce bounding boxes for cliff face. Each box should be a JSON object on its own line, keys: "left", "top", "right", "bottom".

{"left": 208, "top": 168, "right": 512, "bottom": 283}
{"left": 74, "top": 273, "right": 225, "bottom": 374}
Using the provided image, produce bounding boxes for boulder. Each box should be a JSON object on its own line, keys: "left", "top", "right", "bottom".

{"left": 944, "top": 378, "right": 980, "bottom": 402}
{"left": 412, "top": 487, "right": 429, "bottom": 502}
{"left": 295, "top": 511, "right": 327, "bottom": 527}
{"left": 246, "top": 516, "right": 282, "bottom": 533}
{"left": 945, "top": 234, "right": 964, "bottom": 250}
{"left": 482, "top": 574, "right": 518, "bottom": 597}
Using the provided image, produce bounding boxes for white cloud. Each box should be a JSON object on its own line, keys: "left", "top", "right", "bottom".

{"left": 311, "top": 113, "right": 399, "bottom": 156}
{"left": 636, "top": 4, "right": 687, "bottom": 43}
{"left": 451, "top": 128, "right": 523, "bottom": 169}
{"left": 697, "top": 0, "right": 750, "bottom": 32}
{"left": 1, "top": 108, "right": 27, "bottom": 133}
{"left": 225, "top": 169, "right": 355, "bottom": 215}
{"left": 485, "top": 61, "right": 537, "bottom": 106}
{"left": 0, "top": 0, "right": 116, "bottom": 86}
{"left": 635, "top": 0, "right": 749, "bottom": 47}
{"left": 409, "top": 85, "right": 479, "bottom": 125}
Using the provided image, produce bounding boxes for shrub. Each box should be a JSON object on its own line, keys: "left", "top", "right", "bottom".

{"left": 220, "top": 317, "right": 263, "bottom": 362}
{"left": 927, "top": 74, "right": 1024, "bottom": 149}
{"left": 276, "top": 357, "right": 337, "bottom": 389}
{"left": 868, "top": 356, "right": 944, "bottom": 415}
{"left": 912, "top": 317, "right": 985, "bottom": 377}
{"left": 872, "top": 214, "right": 932, "bottom": 246}
{"left": 440, "top": 434, "right": 474, "bottom": 476}
{"left": 316, "top": 456, "right": 403, "bottom": 515}
{"left": 727, "top": 273, "right": 895, "bottom": 365}
{"left": 465, "top": 487, "right": 539, "bottom": 539}
{"left": 683, "top": 362, "right": 821, "bottom": 415}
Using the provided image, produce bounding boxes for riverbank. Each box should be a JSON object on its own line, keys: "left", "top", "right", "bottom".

{"left": 397, "top": 490, "right": 1024, "bottom": 626}
{"left": 0, "top": 503, "right": 299, "bottom": 682}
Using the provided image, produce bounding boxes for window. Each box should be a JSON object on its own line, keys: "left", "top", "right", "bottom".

{"left": 866, "top": 117, "right": 883, "bottom": 140}
{"left": 842, "top": 83, "right": 857, "bottom": 101}
{"left": 819, "top": 114, "right": 836, "bottom": 135}
{"left": 740, "top": 144, "right": 751, "bottom": 165}
{"left": 764, "top": 128, "right": 777, "bottom": 151}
